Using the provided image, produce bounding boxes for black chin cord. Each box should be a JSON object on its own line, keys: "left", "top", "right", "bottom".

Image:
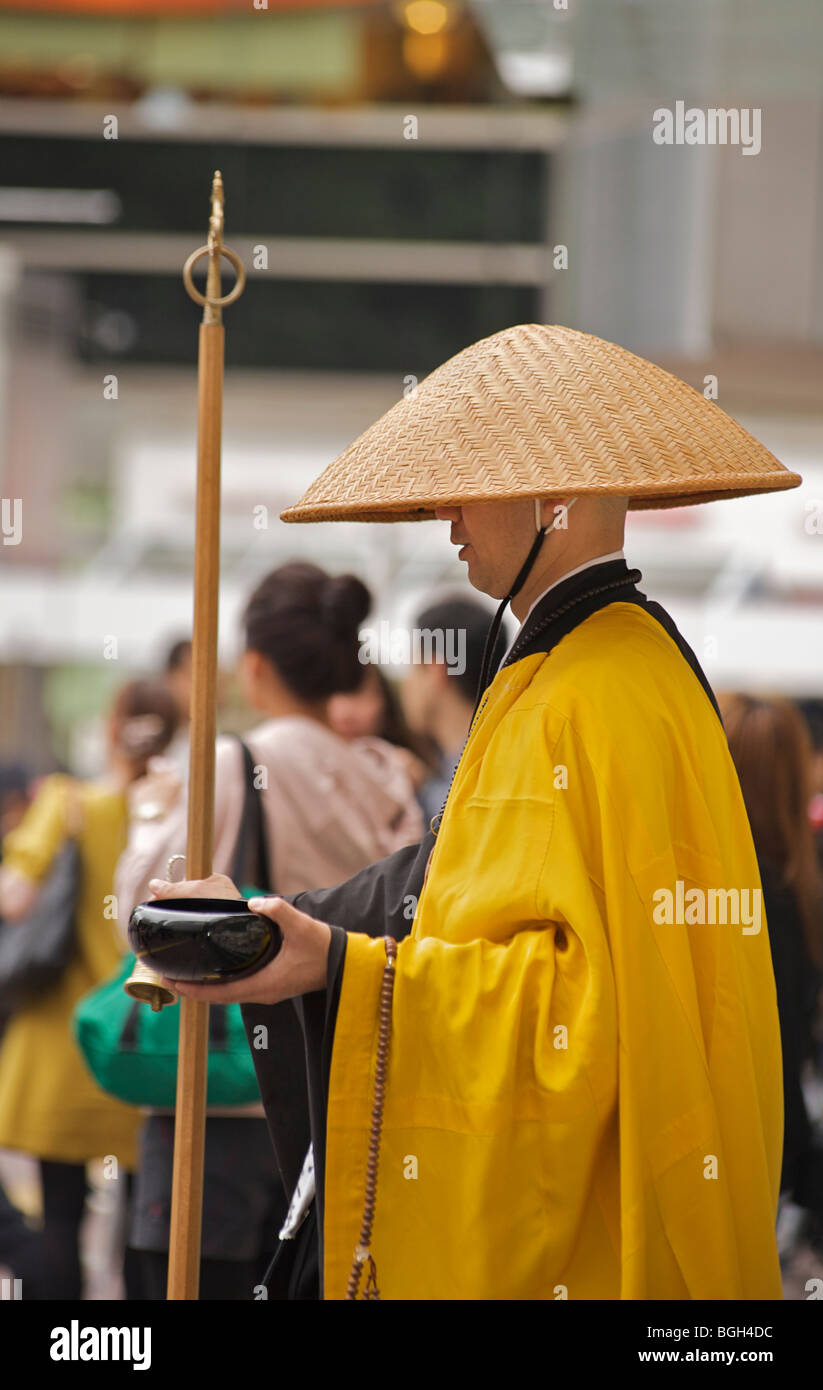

{"left": 469, "top": 524, "right": 546, "bottom": 724}
{"left": 430, "top": 525, "right": 548, "bottom": 834}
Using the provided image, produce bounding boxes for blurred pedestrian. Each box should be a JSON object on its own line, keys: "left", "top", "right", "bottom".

{"left": 0, "top": 679, "right": 179, "bottom": 1299}
{"left": 117, "top": 561, "right": 424, "bottom": 1298}
{"left": 159, "top": 638, "right": 192, "bottom": 777}
{"left": 797, "top": 699, "right": 823, "bottom": 856}
{"left": 0, "top": 763, "right": 32, "bottom": 844}
{"left": 163, "top": 639, "right": 193, "bottom": 728}
{"left": 401, "top": 596, "right": 509, "bottom": 826}
{"left": 0, "top": 761, "right": 41, "bottom": 1288}
{"left": 720, "top": 693, "right": 823, "bottom": 1224}
{"left": 0, "top": 1180, "right": 43, "bottom": 1297}
{"left": 327, "top": 663, "right": 435, "bottom": 804}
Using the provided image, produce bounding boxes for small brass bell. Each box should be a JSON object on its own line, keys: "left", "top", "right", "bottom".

{"left": 124, "top": 957, "right": 177, "bottom": 1011}
{"left": 122, "top": 852, "right": 185, "bottom": 1010}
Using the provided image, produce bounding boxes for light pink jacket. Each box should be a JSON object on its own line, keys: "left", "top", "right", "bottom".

{"left": 116, "top": 715, "right": 424, "bottom": 932}
{"left": 115, "top": 716, "right": 424, "bottom": 1117}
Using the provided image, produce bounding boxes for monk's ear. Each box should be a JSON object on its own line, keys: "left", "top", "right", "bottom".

{"left": 535, "top": 496, "right": 568, "bottom": 529}
{"left": 549, "top": 498, "right": 576, "bottom": 531}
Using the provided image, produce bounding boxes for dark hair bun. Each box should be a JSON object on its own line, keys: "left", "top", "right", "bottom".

{"left": 243, "top": 562, "right": 372, "bottom": 701}
{"left": 320, "top": 574, "right": 371, "bottom": 634}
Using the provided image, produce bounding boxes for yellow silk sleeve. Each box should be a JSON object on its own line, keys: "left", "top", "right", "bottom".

{"left": 323, "top": 906, "right": 620, "bottom": 1300}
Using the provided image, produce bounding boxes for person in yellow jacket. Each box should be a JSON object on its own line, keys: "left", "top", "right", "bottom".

{"left": 150, "top": 326, "right": 801, "bottom": 1300}
{"left": 0, "top": 679, "right": 178, "bottom": 1299}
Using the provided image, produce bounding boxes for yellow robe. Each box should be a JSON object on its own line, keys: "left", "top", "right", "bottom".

{"left": 323, "top": 603, "right": 783, "bottom": 1299}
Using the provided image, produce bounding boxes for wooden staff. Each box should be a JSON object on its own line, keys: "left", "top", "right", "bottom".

{"left": 124, "top": 172, "right": 245, "bottom": 1301}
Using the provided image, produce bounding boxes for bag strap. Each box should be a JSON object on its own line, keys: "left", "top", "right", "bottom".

{"left": 120, "top": 999, "right": 141, "bottom": 1051}
{"left": 119, "top": 990, "right": 230, "bottom": 1051}
{"left": 230, "top": 739, "right": 274, "bottom": 895}
{"left": 209, "top": 1004, "right": 228, "bottom": 1050}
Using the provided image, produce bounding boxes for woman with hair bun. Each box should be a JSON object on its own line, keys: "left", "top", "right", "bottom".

{"left": 0, "top": 678, "right": 179, "bottom": 1299}
{"left": 224, "top": 562, "right": 424, "bottom": 889}
{"left": 117, "top": 562, "right": 423, "bottom": 1298}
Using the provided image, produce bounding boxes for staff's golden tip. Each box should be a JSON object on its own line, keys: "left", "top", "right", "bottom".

{"left": 182, "top": 169, "right": 245, "bottom": 323}
{"left": 124, "top": 957, "right": 177, "bottom": 1011}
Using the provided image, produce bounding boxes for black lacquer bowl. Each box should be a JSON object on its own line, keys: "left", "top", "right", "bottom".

{"left": 127, "top": 897, "right": 282, "bottom": 983}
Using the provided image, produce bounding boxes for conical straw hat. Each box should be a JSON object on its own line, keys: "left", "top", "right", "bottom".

{"left": 280, "top": 324, "right": 801, "bottom": 523}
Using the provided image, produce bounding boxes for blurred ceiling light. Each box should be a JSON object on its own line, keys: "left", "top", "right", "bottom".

{"left": 402, "top": 29, "right": 449, "bottom": 80}
{"left": 0, "top": 188, "right": 121, "bottom": 224}
{"left": 496, "top": 48, "right": 573, "bottom": 97}
{"left": 403, "top": 1, "right": 452, "bottom": 35}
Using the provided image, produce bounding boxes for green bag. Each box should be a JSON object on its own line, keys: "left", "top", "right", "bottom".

{"left": 73, "top": 738, "right": 270, "bottom": 1109}
{"left": 72, "top": 952, "right": 261, "bottom": 1108}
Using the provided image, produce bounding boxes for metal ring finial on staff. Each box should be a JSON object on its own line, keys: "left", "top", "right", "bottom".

{"left": 182, "top": 170, "right": 246, "bottom": 322}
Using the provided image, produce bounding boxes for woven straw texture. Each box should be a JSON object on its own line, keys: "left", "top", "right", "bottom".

{"left": 280, "top": 325, "right": 801, "bottom": 523}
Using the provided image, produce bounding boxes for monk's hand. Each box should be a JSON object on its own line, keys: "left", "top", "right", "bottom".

{"left": 158, "top": 896, "right": 332, "bottom": 1006}
{"left": 148, "top": 872, "right": 243, "bottom": 901}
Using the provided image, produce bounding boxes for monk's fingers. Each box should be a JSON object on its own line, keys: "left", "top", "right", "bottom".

{"left": 247, "top": 895, "right": 321, "bottom": 936}
{"left": 161, "top": 948, "right": 295, "bottom": 1006}
{"left": 148, "top": 873, "right": 242, "bottom": 901}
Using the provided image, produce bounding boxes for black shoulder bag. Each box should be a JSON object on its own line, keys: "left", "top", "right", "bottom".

{"left": 0, "top": 785, "right": 82, "bottom": 1015}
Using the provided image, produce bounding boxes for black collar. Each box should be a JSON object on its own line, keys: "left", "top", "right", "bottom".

{"left": 433, "top": 560, "right": 721, "bottom": 836}
{"left": 504, "top": 559, "right": 641, "bottom": 670}
{"left": 499, "top": 556, "right": 721, "bottom": 723}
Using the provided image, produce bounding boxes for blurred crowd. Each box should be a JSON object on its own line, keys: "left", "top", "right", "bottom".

{"left": 0, "top": 561, "right": 821, "bottom": 1299}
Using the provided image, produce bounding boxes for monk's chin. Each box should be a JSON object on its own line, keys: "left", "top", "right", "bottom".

{"left": 464, "top": 560, "right": 505, "bottom": 600}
